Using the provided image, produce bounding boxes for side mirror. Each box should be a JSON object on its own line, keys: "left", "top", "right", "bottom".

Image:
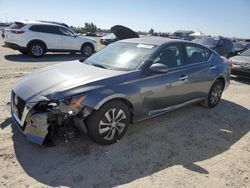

{"left": 149, "top": 63, "right": 169, "bottom": 74}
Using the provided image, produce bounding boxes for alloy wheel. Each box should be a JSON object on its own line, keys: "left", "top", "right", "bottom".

{"left": 98, "top": 108, "right": 126, "bottom": 141}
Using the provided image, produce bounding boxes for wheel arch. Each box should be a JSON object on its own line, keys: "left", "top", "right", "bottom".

{"left": 216, "top": 76, "right": 226, "bottom": 90}
{"left": 27, "top": 39, "right": 47, "bottom": 51}
{"left": 93, "top": 96, "right": 134, "bottom": 124}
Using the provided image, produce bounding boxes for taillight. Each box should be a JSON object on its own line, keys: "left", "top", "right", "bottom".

{"left": 10, "top": 29, "right": 25, "bottom": 34}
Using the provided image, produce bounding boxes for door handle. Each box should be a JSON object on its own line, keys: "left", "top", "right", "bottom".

{"left": 210, "top": 65, "right": 216, "bottom": 70}
{"left": 179, "top": 75, "right": 188, "bottom": 81}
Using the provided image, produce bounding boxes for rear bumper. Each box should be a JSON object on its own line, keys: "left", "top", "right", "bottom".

{"left": 4, "top": 42, "right": 26, "bottom": 51}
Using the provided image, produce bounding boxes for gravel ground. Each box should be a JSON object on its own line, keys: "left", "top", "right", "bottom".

{"left": 0, "top": 37, "right": 250, "bottom": 188}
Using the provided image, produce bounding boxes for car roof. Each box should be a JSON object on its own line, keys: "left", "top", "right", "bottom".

{"left": 15, "top": 20, "right": 65, "bottom": 27}
{"left": 120, "top": 37, "right": 188, "bottom": 46}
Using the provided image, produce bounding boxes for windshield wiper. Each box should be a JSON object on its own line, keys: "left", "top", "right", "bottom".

{"left": 91, "top": 63, "right": 108, "bottom": 69}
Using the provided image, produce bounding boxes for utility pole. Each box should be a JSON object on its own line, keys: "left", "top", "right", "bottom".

{"left": 5, "top": 12, "right": 8, "bottom": 23}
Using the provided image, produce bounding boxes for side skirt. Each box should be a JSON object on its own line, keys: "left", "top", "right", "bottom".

{"left": 135, "top": 98, "right": 205, "bottom": 123}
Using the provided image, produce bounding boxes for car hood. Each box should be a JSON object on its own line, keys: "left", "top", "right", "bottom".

{"left": 111, "top": 25, "right": 139, "bottom": 40}
{"left": 13, "top": 61, "right": 137, "bottom": 102}
{"left": 230, "top": 56, "right": 250, "bottom": 69}
{"left": 230, "top": 56, "right": 250, "bottom": 64}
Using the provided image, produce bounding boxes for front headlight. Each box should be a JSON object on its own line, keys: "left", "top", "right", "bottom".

{"left": 59, "top": 95, "right": 86, "bottom": 115}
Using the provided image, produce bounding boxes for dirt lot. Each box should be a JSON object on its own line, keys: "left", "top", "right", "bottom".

{"left": 0, "top": 37, "right": 250, "bottom": 188}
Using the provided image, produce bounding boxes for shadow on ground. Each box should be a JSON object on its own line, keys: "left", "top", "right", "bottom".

{"left": 4, "top": 53, "right": 85, "bottom": 63}
{"left": 8, "top": 100, "right": 250, "bottom": 188}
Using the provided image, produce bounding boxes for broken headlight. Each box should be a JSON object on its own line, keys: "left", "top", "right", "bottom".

{"left": 59, "top": 95, "right": 86, "bottom": 115}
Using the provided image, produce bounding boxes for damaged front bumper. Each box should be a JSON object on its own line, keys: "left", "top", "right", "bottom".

{"left": 11, "top": 91, "right": 92, "bottom": 145}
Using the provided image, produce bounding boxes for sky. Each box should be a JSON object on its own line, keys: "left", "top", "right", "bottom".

{"left": 0, "top": 0, "right": 250, "bottom": 38}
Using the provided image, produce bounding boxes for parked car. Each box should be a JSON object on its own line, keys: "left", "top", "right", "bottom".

{"left": 11, "top": 37, "right": 230, "bottom": 146}
{"left": 100, "top": 33, "right": 117, "bottom": 45}
{"left": 194, "top": 37, "right": 235, "bottom": 58}
{"left": 86, "top": 32, "right": 97, "bottom": 37}
{"left": 4, "top": 20, "right": 97, "bottom": 57}
{"left": 100, "top": 25, "right": 139, "bottom": 45}
{"left": 229, "top": 48, "right": 250, "bottom": 77}
{"left": 233, "top": 42, "right": 247, "bottom": 54}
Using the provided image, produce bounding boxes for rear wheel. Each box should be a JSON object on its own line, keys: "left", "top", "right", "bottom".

{"left": 201, "top": 80, "right": 224, "bottom": 108}
{"left": 86, "top": 101, "right": 130, "bottom": 145}
{"left": 28, "top": 42, "right": 45, "bottom": 57}
{"left": 81, "top": 43, "right": 94, "bottom": 57}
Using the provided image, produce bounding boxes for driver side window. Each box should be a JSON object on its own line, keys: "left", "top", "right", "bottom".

{"left": 58, "top": 27, "right": 74, "bottom": 37}
{"left": 153, "top": 44, "right": 183, "bottom": 68}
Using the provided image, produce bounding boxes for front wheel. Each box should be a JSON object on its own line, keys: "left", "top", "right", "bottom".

{"left": 201, "top": 80, "right": 224, "bottom": 108}
{"left": 86, "top": 101, "right": 130, "bottom": 145}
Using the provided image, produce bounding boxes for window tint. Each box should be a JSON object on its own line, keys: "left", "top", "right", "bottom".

{"left": 153, "top": 44, "right": 183, "bottom": 68}
{"left": 58, "top": 27, "right": 75, "bottom": 37}
{"left": 185, "top": 44, "right": 207, "bottom": 64}
{"left": 29, "top": 25, "right": 60, "bottom": 35}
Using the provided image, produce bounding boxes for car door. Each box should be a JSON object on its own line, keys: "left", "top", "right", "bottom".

{"left": 31, "top": 25, "right": 63, "bottom": 50}
{"left": 182, "top": 43, "right": 216, "bottom": 100}
{"left": 139, "top": 43, "right": 192, "bottom": 115}
{"left": 57, "top": 27, "right": 79, "bottom": 50}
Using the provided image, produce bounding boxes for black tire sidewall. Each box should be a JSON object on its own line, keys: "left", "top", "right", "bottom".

{"left": 81, "top": 44, "right": 93, "bottom": 57}
{"left": 207, "top": 80, "right": 223, "bottom": 108}
{"left": 86, "top": 101, "right": 130, "bottom": 145}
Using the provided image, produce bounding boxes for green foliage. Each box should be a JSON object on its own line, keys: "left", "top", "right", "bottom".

{"left": 84, "top": 22, "right": 97, "bottom": 33}
{"left": 149, "top": 28, "right": 154, "bottom": 35}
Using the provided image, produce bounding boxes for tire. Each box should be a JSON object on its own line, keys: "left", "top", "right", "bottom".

{"left": 28, "top": 42, "right": 45, "bottom": 57}
{"left": 81, "top": 43, "right": 94, "bottom": 57}
{"left": 18, "top": 49, "right": 28, "bottom": 54}
{"left": 86, "top": 101, "right": 130, "bottom": 145}
{"left": 201, "top": 80, "right": 224, "bottom": 108}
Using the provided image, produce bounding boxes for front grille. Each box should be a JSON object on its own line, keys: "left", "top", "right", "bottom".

{"left": 12, "top": 91, "right": 26, "bottom": 120}
{"left": 17, "top": 96, "right": 26, "bottom": 119}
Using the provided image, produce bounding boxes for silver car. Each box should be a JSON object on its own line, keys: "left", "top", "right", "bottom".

{"left": 11, "top": 37, "right": 230, "bottom": 146}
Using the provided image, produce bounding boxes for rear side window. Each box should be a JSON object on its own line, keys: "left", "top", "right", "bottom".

{"left": 9, "top": 22, "right": 25, "bottom": 29}
{"left": 185, "top": 44, "right": 210, "bottom": 64}
{"left": 153, "top": 44, "right": 183, "bottom": 68}
{"left": 29, "top": 25, "right": 61, "bottom": 35}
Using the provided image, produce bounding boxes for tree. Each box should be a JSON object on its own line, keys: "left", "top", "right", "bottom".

{"left": 149, "top": 28, "right": 154, "bottom": 35}
{"left": 84, "top": 22, "right": 97, "bottom": 33}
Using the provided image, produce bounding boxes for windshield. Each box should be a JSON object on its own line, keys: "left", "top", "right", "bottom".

{"left": 240, "top": 49, "right": 250, "bottom": 56}
{"left": 85, "top": 42, "right": 157, "bottom": 70}
{"left": 194, "top": 38, "right": 218, "bottom": 47}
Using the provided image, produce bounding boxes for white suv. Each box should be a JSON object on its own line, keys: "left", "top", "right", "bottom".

{"left": 4, "top": 20, "right": 97, "bottom": 57}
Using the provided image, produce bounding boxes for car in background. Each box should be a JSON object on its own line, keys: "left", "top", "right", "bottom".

{"left": 194, "top": 37, "right": 235, "bottom": 58}
{"left": 11, "top": 37, "right": 230, "bottom": 146}
{"left": 4, "top": 20, "right": 97, "bottom": 57}
{"left": 100, "top": 33, "right": 117, "bottom": 45}
{"left": 100, "top": 25, "right": 139, "bottom": 45}
{"left": 86, "top": 32, "right": 97, "bottom": 37}
{"left": 230, "top": 48, "right": 250, "bottom": 77}
{"left": 233, "top": 42, "right": 248, "bottom": 54}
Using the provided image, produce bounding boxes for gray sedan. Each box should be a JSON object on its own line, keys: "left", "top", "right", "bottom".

{"left": 11, "top": 37, "right": 230, "bottom": 146}
{"left": 230, "top": 48, "right": 250, "bottom": 77}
